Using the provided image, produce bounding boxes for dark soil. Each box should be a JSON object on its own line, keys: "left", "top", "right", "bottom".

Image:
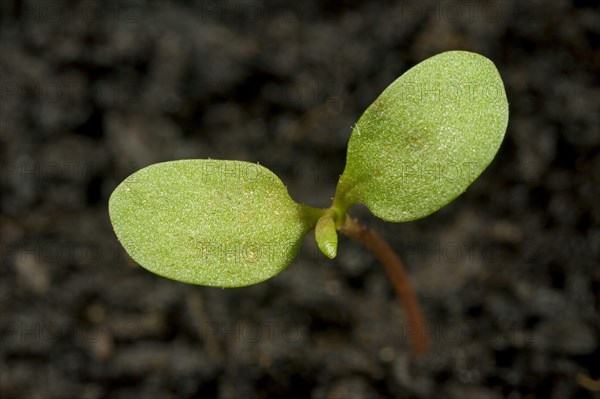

{"left": 1, "top": 1, "right": 599, "bottom": 398}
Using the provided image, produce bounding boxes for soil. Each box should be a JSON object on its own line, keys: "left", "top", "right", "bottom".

{"left": 1, "top": 1, "right": 599, "bottom": 398}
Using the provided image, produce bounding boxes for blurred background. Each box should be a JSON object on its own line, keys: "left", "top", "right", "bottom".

{"left": 1, "top": 1, "right": 598, "bottom": 398}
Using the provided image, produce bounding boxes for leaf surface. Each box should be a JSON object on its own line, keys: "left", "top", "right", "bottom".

{"left": 109, "top": 160, "right": 320, "bottom": 287}
{"left": 335, "top": 51, "right": 509, "bottom": 222}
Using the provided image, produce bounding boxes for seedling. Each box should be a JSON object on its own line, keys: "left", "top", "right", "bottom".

{"left": 109, "top": 51, "right": 508, "bottom": 354}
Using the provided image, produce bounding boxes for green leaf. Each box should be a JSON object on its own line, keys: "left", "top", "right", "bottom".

{"left": 334, "top": 51, "right": 509, "bottom": 222}
{"left": 315, "top": 210, "right": 338, "bottom": 259}
{"left": 109, "top": 160, "right": 322, "bottom": 287}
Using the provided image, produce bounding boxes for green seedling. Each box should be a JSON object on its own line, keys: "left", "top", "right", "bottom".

{"left": 109, "top": 51, "right": 508, "bottom": 354}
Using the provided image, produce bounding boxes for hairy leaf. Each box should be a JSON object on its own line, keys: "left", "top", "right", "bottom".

{"left": 109, "top": 160, "right": 321, "bottom": 287}
{"left": 334, "top": 51, "right": 509, "bottom": 222}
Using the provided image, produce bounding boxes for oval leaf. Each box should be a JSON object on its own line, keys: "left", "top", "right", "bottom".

{"left": 334, "top": 51, "right": 509, "bottom": 222}
{"left": 109, "top": 160, "right": 321, "bottom": 287}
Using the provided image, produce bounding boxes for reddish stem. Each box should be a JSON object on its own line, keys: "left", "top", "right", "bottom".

{"left": 340, "top": 216, "right": 428, "bottom": 355}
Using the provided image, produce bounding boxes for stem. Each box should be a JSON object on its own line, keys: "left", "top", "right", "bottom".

{"left": 339, "top": 216, "right": 428, "bottom": 355}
